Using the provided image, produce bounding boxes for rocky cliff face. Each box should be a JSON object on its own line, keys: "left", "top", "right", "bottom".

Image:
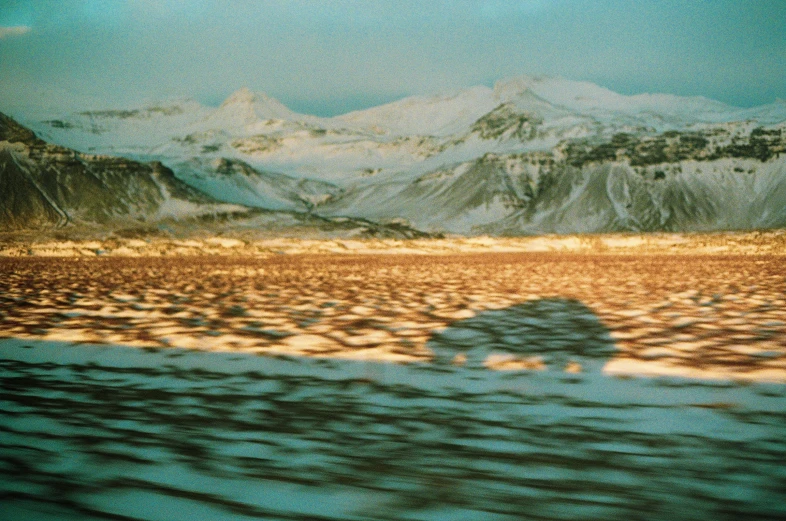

{"left": 317, "top": 124, "right": 786, "bottom": 234}
{"left": 0, "top": 113, "right": 225, "bottom": 229}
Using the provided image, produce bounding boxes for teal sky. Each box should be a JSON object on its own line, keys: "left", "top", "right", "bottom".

{"left": 1, "top": 0, "right": 785, "bottom": 116}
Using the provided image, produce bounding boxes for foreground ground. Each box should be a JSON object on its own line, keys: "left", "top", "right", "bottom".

{"left": 1, "top": 251, "right": 785, "bottom": 380}
{"left": 1, "top": 247, "right": 785, "bottom": 519}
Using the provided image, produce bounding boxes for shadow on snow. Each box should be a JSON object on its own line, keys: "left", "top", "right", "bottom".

{"left": 428, "top": 298, "right": 617, "bottom": 372}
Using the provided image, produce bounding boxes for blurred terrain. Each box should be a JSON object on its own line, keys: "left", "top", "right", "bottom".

{"left": 2, "top": 251, "right": 786, "bottom": 520}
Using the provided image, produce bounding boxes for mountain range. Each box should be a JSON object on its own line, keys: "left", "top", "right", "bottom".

{"left": 3, "top": 75, "right": 785, "bottom": 236}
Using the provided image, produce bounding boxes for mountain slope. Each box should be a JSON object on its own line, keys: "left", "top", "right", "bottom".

{"left": 0, "top": 113, "right": 243, "bottom": 229}
{"left": 174, "top": 157, "right": 342, "bottom": 211}
{"left": 335, "top": 86, "right": 499, "bottom": 137}
{"left": 483, "top": 160, "right": 786, "bottom": 235}
{"left": 320, "top": 125, "right": 786, "bottom": 234}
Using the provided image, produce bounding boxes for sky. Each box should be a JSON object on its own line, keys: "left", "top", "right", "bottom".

{"left": 1, "top": 0, "right": 785, "bottom": 117}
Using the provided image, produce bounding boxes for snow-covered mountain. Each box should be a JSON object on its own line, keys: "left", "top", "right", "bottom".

{"left": 0, "top": 114, "right": 430, "bottom": 238}
{"left": 0, "top": 113, "right": 246, "bottom": 229}
{"left": 10, "top": 75, "right": 786, "bottom": 235}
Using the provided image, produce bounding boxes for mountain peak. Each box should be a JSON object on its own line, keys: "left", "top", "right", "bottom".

{"left": 222, "top": 87, "right": 258, "bottom": 106}
{"left": 495, "top": 74, "right": 594, "bottom": 101}
{"left": 221, "top": 87, "right": 278, "bottom": 107}
{"left": 216, "top": 87, "right": 295, "bottom": 121}
{"left": 493, "top": 74, "right": 551, "bottom": 97}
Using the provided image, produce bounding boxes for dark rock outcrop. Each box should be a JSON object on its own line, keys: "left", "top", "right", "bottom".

{"left": 0, "top": 113, "right": 215, "bottom": 229}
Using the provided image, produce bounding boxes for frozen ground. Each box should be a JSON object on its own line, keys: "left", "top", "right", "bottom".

{"left": 1, "top": 250, "right": 785, "bottom": 519}
{"left": 2, "top": 339, "right": 786, "bottom": 520}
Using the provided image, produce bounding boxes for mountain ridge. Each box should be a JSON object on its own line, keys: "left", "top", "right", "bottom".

{"left": 4, "top": 75, "right": 785, "bottom": 236}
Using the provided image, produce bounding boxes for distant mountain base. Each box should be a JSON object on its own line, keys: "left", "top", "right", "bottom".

{"left": 2, "top": 230, "right": 785, "bottom": 258}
